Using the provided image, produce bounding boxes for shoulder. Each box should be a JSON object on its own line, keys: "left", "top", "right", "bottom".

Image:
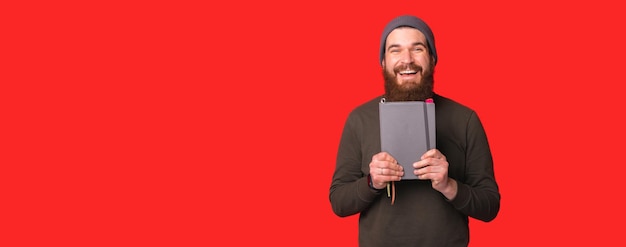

{"left": 433, "top": 93, "right": 481, "bottom": 124}
{"left": 351, "top": 96, "right": 382, "bottom": 115}
{"left": 344, "top": 95, "right": 382, "bottom": 126}
{"left": 433, "top": 94, "right": 475, "bottom": 115}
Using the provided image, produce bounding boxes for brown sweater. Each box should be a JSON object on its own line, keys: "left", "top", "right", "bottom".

{"left": 329, "top": 94, "right": 500, "bottom": 247}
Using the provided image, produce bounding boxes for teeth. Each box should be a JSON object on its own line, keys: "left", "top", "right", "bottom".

{"left": 399, "top": 70, "right": 416, "bottom": 74}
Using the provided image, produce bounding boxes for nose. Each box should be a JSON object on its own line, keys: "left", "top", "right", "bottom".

{"left": 399, "top": 49, "right": 413, "bottom": 64}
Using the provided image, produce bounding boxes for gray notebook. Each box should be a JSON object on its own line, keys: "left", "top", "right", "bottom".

{"left": 379, "top": 98, "right": 436, "bottom": 180}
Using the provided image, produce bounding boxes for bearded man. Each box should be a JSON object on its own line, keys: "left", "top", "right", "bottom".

{"left": 329, "top": 15, "right": 501, "bottom": 247}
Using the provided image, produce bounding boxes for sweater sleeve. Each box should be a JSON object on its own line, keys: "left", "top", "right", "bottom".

{"left": 329, "top": 113, "right": 382, "bottom": 217}
{"left": 448, "top": 111, "right": 500, "bottom": 222}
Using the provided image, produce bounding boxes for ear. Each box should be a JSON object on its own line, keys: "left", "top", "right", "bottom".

{"left": 381, "top": 59, "right": 385, "bottom": 68}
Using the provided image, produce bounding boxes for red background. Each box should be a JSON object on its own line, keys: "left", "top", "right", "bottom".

{"left": 2, "top": 0, "right": 626, "bottom": 246}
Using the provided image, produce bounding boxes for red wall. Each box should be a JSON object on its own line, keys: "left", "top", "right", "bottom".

{"left": 3, "top": 0, "right": 625, "bottom": 246}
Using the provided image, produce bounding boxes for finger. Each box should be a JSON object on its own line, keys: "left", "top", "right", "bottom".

{"left": 414, "top": 170, "right": 431, "bottom": 180}
{"left": 420, "top": 149, "right": 436, "bottom": 159}
{"left": 415, "top": 161, "right": 447, "bottom": 178}
{"left": 383, "top": 154, "right": 400, "bottom": 169}
{"left": 388, "top": 160, "right": 403, "bottom": 172}
{"left": 413, "top": 159, "right": 429, "bottom": 169}
{"left": 373, "top": 155, "right": 401, "bottom": 172}
{"left": 369, "top": 156, "right": 389, "bottom": 170}
{"left": 381, "top": 167, "right": 404, "bottom": 177}
{"left": 414, "top": 165, "right": 427, "bottom": 176}
{"left": 424, "top": 149, "right": 447, "bottom": 161}
{"left": 372, "top": 152, "right": 389, "bottom": 161}
{"left": 374, "top": 152, "right": 398, "bottom": 163}
{"left": 414, "top": 166, "right": 439, "bottom": 180}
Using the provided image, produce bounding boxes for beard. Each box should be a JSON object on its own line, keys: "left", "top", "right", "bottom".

{"left": 383, "top": 61, "right": 435, "bottom": 102}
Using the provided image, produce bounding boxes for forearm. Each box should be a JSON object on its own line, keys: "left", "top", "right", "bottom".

{"left": 449, "top": 179, "right": 500, "bottom": 222}
{"left": 440, "top": 178, "right": 458, "bottom": 200}
{"left": 329, "top": 176, "right": 381, "bottom": 217}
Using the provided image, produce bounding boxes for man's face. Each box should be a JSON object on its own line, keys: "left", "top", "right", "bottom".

{"left": 382, "top": 27, "right": 435, "bottom": 101}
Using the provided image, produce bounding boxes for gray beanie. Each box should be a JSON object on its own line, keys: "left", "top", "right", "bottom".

{"left": 379, "top": 15, "right": 437, "bottom": 66}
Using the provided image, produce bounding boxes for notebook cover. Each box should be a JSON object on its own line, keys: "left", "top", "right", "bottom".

{"left": 379, "top": 99, "right": 436, "bottom": 180}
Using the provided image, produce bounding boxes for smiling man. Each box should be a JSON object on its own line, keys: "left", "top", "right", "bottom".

{"left": 382, "top": 25, "right": 435, "bottom": 102}
{"left": 329, "top": 15, "right": 501, "bottom": 247}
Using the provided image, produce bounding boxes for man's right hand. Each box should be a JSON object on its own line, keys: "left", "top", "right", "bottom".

{"left": 368, "top": 152, "right": 404, "bottom": 189}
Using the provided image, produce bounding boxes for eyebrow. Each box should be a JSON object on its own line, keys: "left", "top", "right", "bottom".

{"left": 387, "top": 42, "right": 427, "bottom": 51}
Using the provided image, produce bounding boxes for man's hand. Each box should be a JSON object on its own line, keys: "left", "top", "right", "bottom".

{"left": 369, "top": 152, "right": 404, "bottom": 189}
{"left": 414, "top": 149, "right": 458, "bottom": 200}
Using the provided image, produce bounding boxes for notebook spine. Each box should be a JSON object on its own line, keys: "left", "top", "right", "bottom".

{"left": 425, "top": 98, "right": 436, "bottom": 149}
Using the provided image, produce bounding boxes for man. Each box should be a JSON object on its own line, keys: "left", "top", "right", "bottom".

{"left": 329, "top": 15, "right": 500, "bottom": 246}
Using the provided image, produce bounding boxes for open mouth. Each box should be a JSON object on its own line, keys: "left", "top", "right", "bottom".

{"left": 398, "top": 70, "right": 418, "bottom": 75}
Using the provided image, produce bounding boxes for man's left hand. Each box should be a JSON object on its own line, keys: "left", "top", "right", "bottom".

{"left": 413, "top": 149, "right": 458, "bottom": 200}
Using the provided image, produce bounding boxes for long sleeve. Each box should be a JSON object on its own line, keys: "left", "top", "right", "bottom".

{"left": 447, "top": 111, "right": 500, "bottom": 222}
{"left": 329, "top": 107, "right": 382, "bottom": 217}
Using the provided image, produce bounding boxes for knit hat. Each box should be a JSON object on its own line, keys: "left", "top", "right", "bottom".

{"left": 379, "top": 15, "right": 437, "bottom": 66}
